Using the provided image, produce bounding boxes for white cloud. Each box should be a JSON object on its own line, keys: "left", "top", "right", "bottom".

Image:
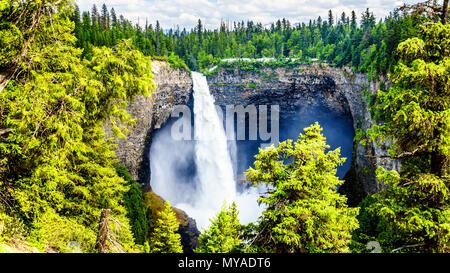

{"left": 76, "top": 0, "right": 424, "bottom": 29}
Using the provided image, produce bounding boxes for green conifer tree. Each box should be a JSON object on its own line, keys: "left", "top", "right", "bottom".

{"left": 195, "top": 202, "right": 242, "bottom": 253}
{"left": 0, "top": 0, "right": 154, "bottom": 252}
{"left": 366, "top": 22, "right": 450, "bottom": 253}
{"left": 245, "top": 123, "right": 359, "bottom": 253}
{"left": 149, "top": 201, "right": 183, "bottom": 253}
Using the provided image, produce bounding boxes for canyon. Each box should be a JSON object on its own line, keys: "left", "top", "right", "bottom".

{"left": 105, "top": 60, "right": 399, "bottom": 250}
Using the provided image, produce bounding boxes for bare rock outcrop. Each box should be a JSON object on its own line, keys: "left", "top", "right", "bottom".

{"left": 208, "top": 64, "right": 400, "bottom": 203}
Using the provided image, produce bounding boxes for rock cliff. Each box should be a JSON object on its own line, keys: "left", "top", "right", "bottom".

{"left": 207, "top": 64, "right": 399, "bottom": 204}
{"left": 104, "top": 60, "right": 198, "bottom": 251}
{"left": 108, "top": 61, "right": 398, "bottom": 201}
{"left": 105, "top": 60, "right": 193, "bottom": 185}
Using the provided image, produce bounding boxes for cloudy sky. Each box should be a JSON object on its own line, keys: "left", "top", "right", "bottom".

{"left": 76, "top": 0, "right": 424, "bottom": 29}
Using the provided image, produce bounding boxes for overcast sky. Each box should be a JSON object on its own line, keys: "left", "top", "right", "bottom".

{"left": 76, "top": 0, "right": 424, "bottom": 30}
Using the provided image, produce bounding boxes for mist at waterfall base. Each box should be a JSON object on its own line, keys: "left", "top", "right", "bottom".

{"left": 232, "top": 106, "right": 355, "bottom": 183}
{"left": 150, "top": 72, "right": 264, "bottom": 231}
{"left": 150, "top": 74, "right": 355, "bottom": 232}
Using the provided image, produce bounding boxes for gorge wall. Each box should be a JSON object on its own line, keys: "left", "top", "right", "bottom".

{"left": 208, "top": 64, "right": 399, "bottom": 203}
{"left": 104, "top": 60, "right": 198, "bottom": 252}
{"left": 105, "top": 60, "right": 193, "bottom": 184}
{"left": 108, "top": 61, "right": 399, "bottom": 204}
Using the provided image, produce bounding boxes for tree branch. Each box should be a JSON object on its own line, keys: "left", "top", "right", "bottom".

{"left": 392, "top": 243, "right": 425, "bottom": 252}
{"left": 442, "top": 0, "right": 449, "bottom": 24}
{"left": 0, "top": 128, "right": 11, "bottom": 136}
{"left": 368, "top": 145, "right": 425, "bottom": 160}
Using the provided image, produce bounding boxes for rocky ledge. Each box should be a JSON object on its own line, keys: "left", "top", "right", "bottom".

{"left": 208, "top": 63, "right": 400, "bottom": 204}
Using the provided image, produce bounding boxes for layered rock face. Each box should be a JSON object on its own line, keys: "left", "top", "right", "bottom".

{"left": 105, "top": 60, "right": 193, "bottom": 185}
{"left": 107, "top": 61, "right": 398, "bottom": 250}
{"left": 208, "top": 64, "right": 399, "bottom": 202}
{"left": 104, "top": 60, "right": 197, "bottom": 251}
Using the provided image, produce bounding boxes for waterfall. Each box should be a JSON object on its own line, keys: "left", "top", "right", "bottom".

{"left": 150, "top": 72, "right": 262, "bottom": 231}
{"left": 169, "top": 72, "right": 237, "bottom": 230}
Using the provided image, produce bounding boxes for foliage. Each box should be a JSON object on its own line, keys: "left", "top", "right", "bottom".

{"left": 106, "top": 212, "right": 138, "bottom": 253}
{"left": 0, "top": 210, "right": 26, "bottom": 243}
{"left": 148, "top": 201, "right": 183, "bottom": 253}
{"left": 152, "top": 52, "right": 190, "bottom": 71}
{"left": 195, "top": 202, "right": 243, "bottom": 253}
{"left": 143, "top": 190, "right": 189, "bottom": 232}
{"left": 1, "top": 0, "right": 447, "bottom": 254}
{"left": 143, "top": 191, "right": 165, "bottom": 231}
{"left": 72, "top": 4, "right": 428, "bottom": 76}
{"left": 368, "top": 22, "right": 450, "bottom": 176}
{"left": 217, "top": 58, "right": 308, "bottom": 74}
{"left": 365, "top": 22, "right": 450, "bottom": 253}
{"left": 349, "top": 195, "right": 395, "bottom": 253}
{"left": 368, "top": 168, "right": 450, "bottom": 253}
{"left": 115, "top": 164, "right": 149, "bottom": 245}
{"left": 29, "top": 209, "right": 97, "bottom": 253}
{"left": 245, "top": 123, "right": 359, "bottom": 253}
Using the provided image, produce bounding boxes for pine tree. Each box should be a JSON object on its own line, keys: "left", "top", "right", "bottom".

{"left": 361, "top": 8, "right": 375, "bottom": 29}
{"left": 116, "top": 164, "right": 149, "bottom": 245}
{"left": 110, "top": 8, "right": 117, "bottom": 28}
{"left": 195, "top": 202, "right": 243, "bottom": 253}
{"left": 149, "top": 201, "right": 183, "bottom": 253}
{"left": 69, "top": 4, "right": 421, "bottom": 79}
{"left": 366, "top": 22, "right": 450, "bottom": 253}
{"left": 101, "top": 3, "right": 109, "bottom": 31}
{"left": 72, "top": 5, "right": 82, "bottom": 47}
{"left": 245, "top": 123, "right": 359, "bottom": 253}
{"left": 197, "top": 19, "right": 203, "bottom": 48}
{"left": 0, "top": 0, "right": 155, "bottom": 252}
{"left": 155, "top": 20, "right": 161, "bottom": 55}
{"left": 351, "top": 11, "right": 357, "bottom": 30}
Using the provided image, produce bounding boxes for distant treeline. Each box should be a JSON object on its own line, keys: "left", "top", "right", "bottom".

{"left": 72, "top": 3, "right": 435, "bottom": 77}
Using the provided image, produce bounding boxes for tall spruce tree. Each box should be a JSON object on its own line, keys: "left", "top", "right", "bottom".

{"left": 101, "top": 3, "right": 109, "bottom": 31}
{"left": 149, "top": 201, "right": 183, "bottom": 253}
{"left": 91, "top": 4, "right": 99, "bottom": 26}
{"left": 195, "top": 202, "right": 243, "bottom": 253}
{"left": 328, "top": 10, "right": 334, "bottom": 26}
{"left": 366, "top": 22, "right": 450, "bottom": 253}
{"left": 245, "top": 123, "right": 359, "bottom": 253}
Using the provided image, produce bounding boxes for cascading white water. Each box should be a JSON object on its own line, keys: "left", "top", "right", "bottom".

{"left": 191, "top": 71, "right": 236, "bottom": 208}
{"left": 150, "top": 72, "right": 262, "bottom": 231}
{"left": 171, "top": 72, "right": 242, "bottom": 230}
{"left": 150, "top": 71, "right": 355, "bottom": 233}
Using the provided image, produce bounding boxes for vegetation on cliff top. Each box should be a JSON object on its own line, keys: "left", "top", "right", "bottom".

{"left": 360, "top": 22, "right": 450, "bottom": 253}
{"left": 72, "top": 2, "right": 435, "bottom": 79}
